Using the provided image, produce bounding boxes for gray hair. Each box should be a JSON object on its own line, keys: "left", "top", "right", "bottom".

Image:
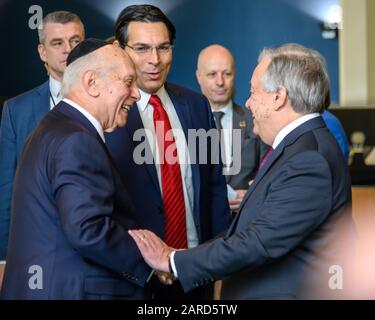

{"left": 38, "top": 11, "right": 85, "bottom": 44}
{"left": 61, "top": 51, "right": 104, "bottom": 97}
{"left": 258, "top": 43, "right": 329, "bottom": 114}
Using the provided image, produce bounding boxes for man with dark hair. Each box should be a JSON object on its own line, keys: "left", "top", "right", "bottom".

{"left": 105, "top": 4, "right": 231, "bottom": 299}
{"left": 0, "top": 11, "right": 85, "bottom": 285}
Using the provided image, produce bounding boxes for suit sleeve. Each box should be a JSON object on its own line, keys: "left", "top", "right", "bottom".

{"left": 0, "top": 101, "right": 17, "bottom": 260}
{"left": 50, "top": 132, "right": 151, "bottom": 286}
{"left": 174, "top": 151, "right": 333, "bottom": 292}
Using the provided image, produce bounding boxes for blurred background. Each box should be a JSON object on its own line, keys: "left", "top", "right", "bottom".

{"left": 0, "top": 0, "right": 341, "bottom": 105}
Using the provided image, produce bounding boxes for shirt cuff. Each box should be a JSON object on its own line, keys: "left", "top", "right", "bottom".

{"left": 0, "top": 260, "right": 6, "bottom": 265}
{"left": 170, "top": 251, "right": 178, "bottom": 279}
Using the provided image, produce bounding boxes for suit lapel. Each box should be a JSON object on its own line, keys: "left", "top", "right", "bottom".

{"left": 226, "top": 116, "right": 326, "bottom": 236}
{"left": 226, "top": 142, "right": 284, "bottom": 235}
{"left": 125, "top": 103, "right": 160, "bottom": 192}
{"left": 31, "top": 81, "right": 50, "bottom": 127}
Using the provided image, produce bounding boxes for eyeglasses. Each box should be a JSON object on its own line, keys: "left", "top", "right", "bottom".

{"left": 125, "top": 44, "right": 173, "bottom": 55}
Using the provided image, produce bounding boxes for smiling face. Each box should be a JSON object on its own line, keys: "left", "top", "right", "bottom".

{"left": 245, "top": 58, "right": 276, "bottom": 145}
{"left": 38, "top": 22, "right": 84, "bottom": 81}
{"left": 96, "top": 47, "right": 140, "bottom": 131}
{"left": 124, "top": 21, "right": 172, "bottom": 94}
{"left": 196, "top": 45, "right": 235, "bottom": 110}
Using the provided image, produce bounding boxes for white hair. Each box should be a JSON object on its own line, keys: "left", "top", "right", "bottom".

{"left": 61, "top": 51, "right": 103, "bottom": 97}
{"left": 258, "top": 44, "right": 329, "bottom": 114}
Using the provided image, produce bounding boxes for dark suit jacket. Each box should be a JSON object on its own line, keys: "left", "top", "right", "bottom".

{"left": 174, "top": 116, "right": 355, "bottom": 299}
{"left": 105, "top": 83, "right": 231, "bottom": 246}
{"left": 226, "top": 103, "right": 268, "bottom": 189}
{"left": 1, "top": 101, "right": 151, "bottom": 299}
{"left": 0, "top": 81, "right": 50, "bottom": 260}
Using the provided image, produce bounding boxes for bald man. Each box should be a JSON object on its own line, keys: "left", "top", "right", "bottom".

{"left": 196, "top": 45, "right": 267, "bottom": 212}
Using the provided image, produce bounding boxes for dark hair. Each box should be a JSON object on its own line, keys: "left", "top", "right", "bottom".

{"left": 115, "top": 4, "right": 176, "bottom": 47}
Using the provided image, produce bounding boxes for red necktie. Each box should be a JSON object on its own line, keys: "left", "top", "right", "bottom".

{"left": 150, "top": 95, "right": 188, "bottom": 249}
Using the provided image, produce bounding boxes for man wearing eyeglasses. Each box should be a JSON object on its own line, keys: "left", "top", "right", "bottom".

{"left": 105, "top": 4, "right": 231, "bottom": 299}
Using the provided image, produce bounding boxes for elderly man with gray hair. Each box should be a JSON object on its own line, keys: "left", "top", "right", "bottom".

{"left": 128, "top": 43, "right": 355, "bottom": 300}
{"left": 0, "top": 39, "right": 155, "bottom": 300}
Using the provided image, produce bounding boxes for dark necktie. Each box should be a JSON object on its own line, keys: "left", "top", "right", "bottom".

{"left": 212, "top": 111, "right": 228, "bottom": 168}
{"left": 150, "top": 95, "right": 187, "bottom": 249}
{"left": 258, "top": 146, "right": 273, "bottom": 172}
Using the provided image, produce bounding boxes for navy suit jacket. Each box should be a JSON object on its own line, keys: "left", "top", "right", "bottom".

{"left": 174, "top": 116, "right": 355, "bottom": 299}
{"left": 105, "top": 83, "right": 231, "bottom": 245}
{"left": 226, "top": 103, "right": 268, "bottom": 189}
{"left": 1, "top": 102, "right": 151, "bottom": 299}
{"left": 0, "top": 81, "right": 50, "bottom": 260}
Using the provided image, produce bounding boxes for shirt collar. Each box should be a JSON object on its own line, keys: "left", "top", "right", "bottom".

{"left": 49, "top": 76, "right": 61, "bottom": 99}
{"left": 211, "top": 100, "right": 233, "bottom": 116}
{"left": 138, "top": 86, "right": 169, "bottom": 113}
{"left": 62, "top": 98, "right": 105, "bottom": 143}
{"left": 272, "top": 113, "right": 320, "bottom": 149}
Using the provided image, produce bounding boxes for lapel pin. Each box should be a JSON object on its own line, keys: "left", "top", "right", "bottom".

{"left": 239, "top": 121, "right": 246, "bottom": 128}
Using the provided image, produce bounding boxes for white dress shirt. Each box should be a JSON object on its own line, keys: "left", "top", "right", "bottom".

{"left": 137, "top": 87, "right": 198, "bottom": 248}
{"left": 63, "top": 98, "right": 105, "bottom": 142}
{"left": 49, "top": 76, "right": 62, "bottom": 109}
{"left": 272, "top": 113, "right": 320, "bottom": 149}
{"left": 212, "top": 101, "right": 233, "bottom": 168}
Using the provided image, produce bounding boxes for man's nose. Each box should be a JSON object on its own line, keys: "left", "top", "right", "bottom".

{"left": 245, "top": 97, "right": 252, "bottom": 110}
{"left": 131, "top": 84, "right": 141, "bottom": 101}
{"left": 215, "top": 74, "right": 224, "bottom": 86}
{"left": 63, "top": 40, "right": 73, "bottom": 54}
{"left": 149, "top": 48, "right": 161, "bottom": 64}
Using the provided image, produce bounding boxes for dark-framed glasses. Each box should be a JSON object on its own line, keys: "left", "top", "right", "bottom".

{"left": 125, "top": 43, "right": 173, "bottom": 55}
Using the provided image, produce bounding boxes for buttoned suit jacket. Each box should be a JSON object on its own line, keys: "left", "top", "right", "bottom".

{"left": 174, "top": 116, "right": 354, "bottom": 299}
{"left": 105, "top": 83, "right": 232, "bottom": 245}
{"left": 1, "top": 102, "right": 151, "bottom": 299}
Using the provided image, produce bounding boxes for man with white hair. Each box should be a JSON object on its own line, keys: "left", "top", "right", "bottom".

{"left": 1, "top": 39, "right": 152, "bottom": 299}
{"left": 128, "top": 43, "right": 355, "bottom": 299}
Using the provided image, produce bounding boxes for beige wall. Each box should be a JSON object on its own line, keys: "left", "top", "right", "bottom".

{"left": 339, "top": 0, "right": 367, "bottom": 106}
{"left": 339, "top": 0, "right": 375, "bottom": 107}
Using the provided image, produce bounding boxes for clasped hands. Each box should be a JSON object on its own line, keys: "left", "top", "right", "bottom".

{"left": 128, "top": 229, "right": 179, "bottom": 285}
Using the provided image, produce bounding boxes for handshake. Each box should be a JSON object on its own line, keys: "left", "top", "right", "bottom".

{"left": 128, "top": 230, "right": 182, "bottom": 285}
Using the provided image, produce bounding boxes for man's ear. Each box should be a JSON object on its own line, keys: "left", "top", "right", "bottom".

{"left": 274, "top": 86, "right": 287, "bottom": 110}
{"left": 83, "top": 70, "right": 100, "bottom": 97}
{"left": 195, "top": 69, "right": 201, "bottom": 85}
{"left": 37, "top": 44, "right": 47, "bottom": 63}
{"left": 113, "top": 40, "right": 120, "bottom": 47}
